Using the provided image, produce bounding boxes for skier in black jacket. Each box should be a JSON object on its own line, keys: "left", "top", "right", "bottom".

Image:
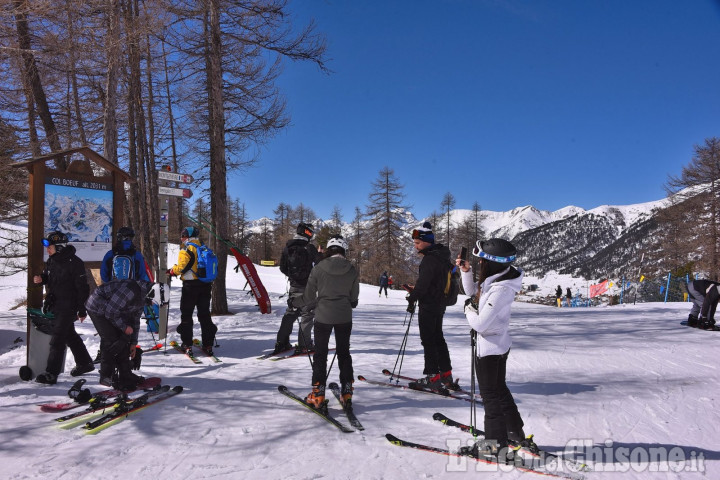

{"left": 274, "top": 222, "right": 321, "bottom": 354}
{"left": 32, "top": 231, "right": 94, "bottom": 384}
{"left": 687, "top": 279, "right": 720, "bottom": 329}
{"left": 405, "top": 222, "right": 455, "bottom": 390}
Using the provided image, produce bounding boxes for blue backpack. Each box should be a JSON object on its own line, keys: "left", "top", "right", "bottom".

{"left": 188, "top": 242, "right": 218, "bottom": 283}
{"left": 112, "top": 254, "right": 135, "bottom": 280}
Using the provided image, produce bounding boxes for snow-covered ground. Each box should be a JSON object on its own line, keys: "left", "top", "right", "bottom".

{"left": 0, "top": 256, "right": 718, "bottom": 480}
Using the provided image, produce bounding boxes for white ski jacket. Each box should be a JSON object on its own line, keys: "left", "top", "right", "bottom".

{"left": 461, "top": 266, "right": 524, "bottom": 358}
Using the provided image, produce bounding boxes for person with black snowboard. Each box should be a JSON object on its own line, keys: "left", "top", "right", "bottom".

{"left": 32, "top": 231, "right": 94, "bottom": 384}
{"left": 687, "top": 279, "right": 720, "bottom": 329}
{"left": 457, "top": 238, "right": 528, "bottom": 465}
{"left": 289, "top": 235, "right": 359, "bottom": 410}
{"left": 274, "top": 222, "right": 321, "bottom": 354}
{"left": 85, "top": 279, "right": 153, "bottom": 389}
{"left": 405, "top": 222, "right": 456, "bottom": 390}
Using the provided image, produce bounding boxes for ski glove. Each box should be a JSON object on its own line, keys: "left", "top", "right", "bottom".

{"left": 166, "top": 268, "right": 175, "bottom": 277}
{"left": 464, "top": 297, "right": 478, "bottom": 315}
{"left": 406, "top": 297, "right": 416, "bottom": 314}
{"left": 132, "top": 346, "right": 143, "bottom": 370}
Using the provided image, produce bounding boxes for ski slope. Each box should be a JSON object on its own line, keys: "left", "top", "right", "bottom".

{"left": 0, "top": 262, "right": 718, "bottom": 480}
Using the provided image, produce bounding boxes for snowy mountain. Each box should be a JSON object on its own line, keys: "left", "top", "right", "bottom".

{"left": 249, "top": 195, "right": 669, "bottom": 281}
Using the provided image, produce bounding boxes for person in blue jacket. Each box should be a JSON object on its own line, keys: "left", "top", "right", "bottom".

{"left": 100, "top": 226, "right": 151, "bottom": 283}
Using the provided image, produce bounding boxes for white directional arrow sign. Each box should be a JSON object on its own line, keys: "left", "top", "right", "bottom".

{"left": 157, "top": 171, "right": 194, "bottom": 183}
{"left": 159, "top": 186, "right": 193, "bottom": 198}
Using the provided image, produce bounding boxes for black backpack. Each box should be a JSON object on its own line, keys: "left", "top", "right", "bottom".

{"left": 286, "top": 243, "right": 313, "bottom": 282}
{"left": 443, "top": 263, "right": 461, "bottom": 306}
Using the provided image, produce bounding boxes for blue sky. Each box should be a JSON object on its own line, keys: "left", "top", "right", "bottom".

{"left": 227, "top": 0, "right": 720, "bottom": 222}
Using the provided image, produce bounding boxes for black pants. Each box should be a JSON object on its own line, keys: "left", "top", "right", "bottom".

{"left": 417, "top": 305, "right": 451, "bottom": 375}
{"left": 476, "top": 350, "right": 524, "bottom": 445}
{"left": 379, "top": 285, "right": 388, "bottom": 296}
{"left": 89, "top": 311, "right": 129, "bottom": 378}
{"left": 312, "top": 322, "right": 353, "bottom": 386}
{"left": 46, "top": 309, "right": 92, "bottom": 375}
{"left": 178, "top": 283, "right": 216, "bottom": 346}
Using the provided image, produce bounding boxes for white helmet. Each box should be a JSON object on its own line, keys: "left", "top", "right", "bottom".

{"left": 326, "top": 235, "right": 348, "bottom": 251}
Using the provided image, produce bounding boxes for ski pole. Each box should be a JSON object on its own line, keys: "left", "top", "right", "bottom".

{"left": 324, "top": 350, "right": 338, "bottom": 384}
{"left": 296, "top": 316, "right": 314, "bottom": 368}
{"left": 389, "top": 309, "right": 414, "bottom": 383}
{"left": 469, "top": 329, "right": 478, "bottom": 441}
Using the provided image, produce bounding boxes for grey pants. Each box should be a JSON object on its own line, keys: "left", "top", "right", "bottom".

{"left": 688, "top": 282, "right": 704, "bottom": 318}
{"left": 277, "top": 286, "right": 316, "bottom": 347}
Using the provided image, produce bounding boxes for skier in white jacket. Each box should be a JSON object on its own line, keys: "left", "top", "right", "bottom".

{"left": 457, "top": 238, "right": 527, "bottom": 465}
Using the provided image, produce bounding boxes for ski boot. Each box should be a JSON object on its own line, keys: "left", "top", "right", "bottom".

{"left": 180, "top": 343, "right": 193, "bottom": 354}
{"left": 459, "top": 441, "right": 524, "bottom": 466}
{"left": 699, "top": 316, "right": 716, "bottom": 330}
{"left": 409, "top": 373, "right": 444, "bottom": 391}
{"left": 305, "top": 383, "right": 328, "bottom": 414}
{"left": 440, "top": 370, "right": 460, "bottom": 391}
{"left": 273, "top": 341, "right": 292, "bottom": 354}
{"left": 687, "top": 314, "right": 699, "bottom": 328}
{"left": 35, "top": 372, "right": 58, "bottom": 385}
{"left": 70, "top": 362, "right": 95, "bottom": 377}
{"left": 340, "top": 381, "right": 354, "bottom": 408}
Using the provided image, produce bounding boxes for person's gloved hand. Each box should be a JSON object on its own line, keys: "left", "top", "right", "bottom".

{"left": 287, "top": 297, "right": 295, "bottom": 309}
{"left": 166, "top": 268, "right": 175, "bottom": 277}
{"left": 132, "top": 346, "right": 143, "bottom": 370}
{"left": 464, "top": 297, "right": 478, "bottom": 315}
{"left": 406, "top": 295, "right": 416, "bottom": 314}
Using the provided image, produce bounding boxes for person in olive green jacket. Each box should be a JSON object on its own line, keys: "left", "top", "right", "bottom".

{"left": 290, "top": 235, "right": 359, "bottom": 411}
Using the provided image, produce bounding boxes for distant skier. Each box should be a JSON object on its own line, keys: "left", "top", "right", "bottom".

{"left": 457, "top": 238, "right": 528, "bottom": 465}
{"left": 687, "top": 279, "right": 720, "bottom": 329}
{"left": 555, "top": 285, "right": 563, "bottom": 307}
{"left": 565, "top": 287, "right": 572, "bottom": 307}
{"left": 378, "top": 271, "right": 389, "bottom": 297}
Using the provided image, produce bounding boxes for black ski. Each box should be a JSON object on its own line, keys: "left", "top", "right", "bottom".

{"left": 256, "top": 345, "right": 295, "bottom": 360}
{"left": 277, "top": 385, "right": 354, "bottom": 433}
{"left": 432, "top": 412, "right": 591, "bottom": 472}
{"left": 83, "top": 385, "right": 183, "bottom": 434}
{"left": 385, "top": 433, "right": 586, "bottom": 480}
{"left": 270, "top": 347, "right": 335, "bottom": 362}
{"left": 328, "top": 382, "right": 364, "bottom": 431}
{"left": 357, "top": 375, "right": 474, "bottom": 403}
{"left": 381, "top": 368, "right": 482, "bottom": 401}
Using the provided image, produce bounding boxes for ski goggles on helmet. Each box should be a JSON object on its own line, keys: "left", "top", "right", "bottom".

{"left": 42, "top": 238, "right": 52, "bottom": 247}
{"left": 472, "top": 241, "right": 516, "bottom": 263}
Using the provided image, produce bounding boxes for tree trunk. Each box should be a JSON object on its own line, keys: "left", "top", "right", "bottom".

{"left": 206, "top": 0, "right": 228, "bottom": 314}
{"left": 14, "top": 0, "right": 63, "bottom": 163}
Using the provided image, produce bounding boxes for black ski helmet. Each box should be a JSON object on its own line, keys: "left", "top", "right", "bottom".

{"left": 43, "top": 231, "right": 69, "bottom": 246}
{"left": 474, "top": 238, "right": 517, "bottom": 264}
{"left": 117, "top": 226, "right": 135, "bottom": 242}
{"left": 297, "top": 222, "right": 314, "bottom": 240}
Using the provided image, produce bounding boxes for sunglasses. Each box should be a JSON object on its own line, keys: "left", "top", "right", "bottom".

{"left": 472, "top": 243, "right": 516, "bottom": 263}
{"left": 412, "top": 229, "right": 430, "bottom": 240}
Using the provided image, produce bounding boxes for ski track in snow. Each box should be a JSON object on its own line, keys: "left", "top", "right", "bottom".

{"left": 0, "top": 261, "right": 718, "bottom": 479}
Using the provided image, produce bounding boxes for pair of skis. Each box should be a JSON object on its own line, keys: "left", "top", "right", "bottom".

{"left": 257, "top": 346, "right": 335, "bottom": 361}
{"left": 357, "top": 371, "right": 482, "bottom": 404}
{"left": 170, "top": 339, "right": 221, "bottom": 363}
{"left": 278, "top": 384, "right": 364, "bottom": 433}
{"left": 39, "top": 377, "right": 163, "bottom": 412}
{"left": 387, "top": 412, "right": 589, "bottom": 480}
